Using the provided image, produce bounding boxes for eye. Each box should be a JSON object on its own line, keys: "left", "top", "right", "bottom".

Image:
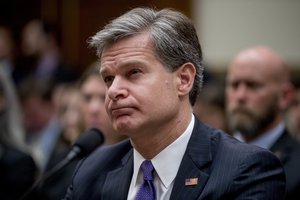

{"left": 246, "top": 81, "right": 262, "bottom": 90}
{"left": 227, "top": 80, "right": 239, "bottom": 90}
{"left": 103, "top": 76, "right": 114, "bottom": 86}
{"left": 128, "top": 68, "right": 142, "bottom": 77}
{"left": 82, "top": 94, "right": 92, "bottom": 103}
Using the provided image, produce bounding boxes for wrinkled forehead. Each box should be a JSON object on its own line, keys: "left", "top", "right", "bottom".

{"left": 101, "top": 33, "right": 152, "bottom": 56}
{"left": 99, "top": 33, "right": 155, "bottom": 71}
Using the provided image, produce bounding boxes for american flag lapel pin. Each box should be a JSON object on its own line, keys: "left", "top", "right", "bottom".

{"left": 185, "top": 178, "right": 198, "bottom": 186}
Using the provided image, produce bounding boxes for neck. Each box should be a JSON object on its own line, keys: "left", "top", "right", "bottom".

{"left": 131, "top": 108, "right": 192, "bottom": 159}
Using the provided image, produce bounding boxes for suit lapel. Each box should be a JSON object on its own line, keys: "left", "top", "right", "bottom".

{"left": 170, "top": 119, "right": 213, "bottom": 200}
{"left": 102, "top": 149, "right": 134, "bottom": 200}
{"left": 101, "top": 118, "right": 213, "bottom": 199}
{"left": 270, "top": 129, "right": 294, "bottom": 164}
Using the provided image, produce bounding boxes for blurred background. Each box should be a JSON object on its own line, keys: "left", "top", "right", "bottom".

{"left": 1, "top": 0, "right": 299, "bottom": 77}
{"left": 0, "top": 0, "right": 191, "bottom": 74}
{"left": 1, "top": 1, "right": 300, "bottom": 199}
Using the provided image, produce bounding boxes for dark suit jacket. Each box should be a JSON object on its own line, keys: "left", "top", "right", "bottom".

{"left": 270, "top": 130, "right": 300, "bottom": 200}
{"left": 64, "top": 118, "right": 285, "bottom": 200}
{"left": 36, "top": 134, "right": 79, "bottom": 200}
{"left": 0, "top": 145, "right": 37, "bottom": 200}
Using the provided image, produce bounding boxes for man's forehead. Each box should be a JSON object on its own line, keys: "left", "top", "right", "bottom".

{"left": 227, "top": 67, "right": 266, "bottom": 83}
{"left": 102, "top": 33, "right": 152, "bottom": 54}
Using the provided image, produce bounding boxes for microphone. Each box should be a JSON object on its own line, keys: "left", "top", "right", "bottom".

{"left": 19, "top": 128, "right": 104, "bottom": 200}
{"left": 66, "top": 128, "right": 105, "bottom": 161}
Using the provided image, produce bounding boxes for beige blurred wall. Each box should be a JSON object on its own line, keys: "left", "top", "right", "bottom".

{"left": 192, "top": 0, "right": 300, "bottom": 72}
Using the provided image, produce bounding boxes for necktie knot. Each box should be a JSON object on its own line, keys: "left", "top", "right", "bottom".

{"left": 141, "top": 160, "right": 154, "bottom": 181}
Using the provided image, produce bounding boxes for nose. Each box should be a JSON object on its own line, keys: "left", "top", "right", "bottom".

{"left": 107, "top": 77, "right": 128, "bottom": 101}
{"left": 235, "top": 84, "right": 248, "bottom": 102}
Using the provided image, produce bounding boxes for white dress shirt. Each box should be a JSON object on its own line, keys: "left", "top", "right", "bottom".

{"left": 127, "top": 115, "right": 194, "bottom": 200}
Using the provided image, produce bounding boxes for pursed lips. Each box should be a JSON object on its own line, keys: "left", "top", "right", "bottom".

{"left": 110, "top": 106, "right": 134, "bottom": 117}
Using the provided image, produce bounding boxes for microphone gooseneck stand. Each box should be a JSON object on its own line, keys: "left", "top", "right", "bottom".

{"left": 19, "top": 128, "right": 104, "bottom": 200}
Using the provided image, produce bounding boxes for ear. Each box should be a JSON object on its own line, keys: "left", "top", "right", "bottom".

{"left": 279, "top": 82, "right": 295, "bottom": 110}
{"left": 175, "top": 63, "right": 196, "bottom": 96}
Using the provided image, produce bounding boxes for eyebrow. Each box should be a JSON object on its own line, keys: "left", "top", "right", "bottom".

{"left": 100, "top": 60, "right": 146, "bottom": 75}
{"left": 99, "top": 67, "right": 107, "bottom": 76}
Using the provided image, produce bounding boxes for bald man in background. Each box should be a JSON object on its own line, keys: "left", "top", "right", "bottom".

{"left": 226, "top": 46, "right": 300, "bottom": 199}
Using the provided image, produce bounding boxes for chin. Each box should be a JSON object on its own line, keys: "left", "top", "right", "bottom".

{"left": 114, "top": 120, "right": 135, "bottom": 134}
{"left": 115, "top": 123, "right": 131, "bottom": 132}
{"left": 114, "top": 114, "right": 143, "bottom": 132}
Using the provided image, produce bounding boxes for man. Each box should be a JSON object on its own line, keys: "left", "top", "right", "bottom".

{"left": 226, "top": 45, "right": 300, "bottom": 199}
{"left": 19, "top": 78, "right": 61, "bottom": 172}
{"left": 64, "top": 8, "right": 285, "bottom": 199}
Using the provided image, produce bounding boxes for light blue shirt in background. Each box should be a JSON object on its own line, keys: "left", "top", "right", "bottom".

{"left": 234, "top": 122, "right": 285, "bottom": 150}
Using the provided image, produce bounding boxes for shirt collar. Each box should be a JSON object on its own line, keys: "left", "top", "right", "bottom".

{"left": 132, "top": 114, "right": 195, "bottom": 189}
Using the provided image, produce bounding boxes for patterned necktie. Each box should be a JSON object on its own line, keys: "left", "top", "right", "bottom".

{"left": 134, "top": 160, "right": 156, "bottom": 200}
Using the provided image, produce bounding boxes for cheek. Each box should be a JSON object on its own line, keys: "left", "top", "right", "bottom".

{"left": 80, "top": 100, "right": 87, "bottom": 110}
{"left": 225, "top": 94, "right": 237, "bottom": 109}
{"left": 98, "top": 106, "right": 108, "bottom": 117}
{"left": 257, "top": 91, "right": 277, "bottom": 104}
{"left": 151, "top": 83, "right": 178, "bottom": 111}
{"left": 80, "top": 104, "right": 89, "bottom": 115}
{"left": 104, "top": 99, "right": 111, "bottom": 115}
{"left": 225, "top": 90, "right": 236, "bottom": 102}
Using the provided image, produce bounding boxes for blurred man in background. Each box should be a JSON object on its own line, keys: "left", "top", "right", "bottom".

{"left": 226, "top": 45, "right": 300, "bottom": 199}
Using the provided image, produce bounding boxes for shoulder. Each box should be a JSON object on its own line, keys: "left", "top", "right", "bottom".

{"left": 193, "top": 120, "right": 285, "bottom": 198}
{"left": 193, "top": 117, "right": 283, "bottom": 169}
{"left": 194, "top": 118, "right": 258, "bottom": 152}
{"left": 63, "top": 139, "right": 132, "bottom": 199}
{"left": 72, "top": 139, "right": 132, "bottom": 180}
{"left": 1, "top": 145, "right": 36, "bottom": 167}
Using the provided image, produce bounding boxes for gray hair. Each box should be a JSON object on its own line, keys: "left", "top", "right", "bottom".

{"left": 89, "top": 7, "right": 203, "bottom": 105}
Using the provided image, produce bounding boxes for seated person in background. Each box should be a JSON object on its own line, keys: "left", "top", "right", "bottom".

{"left": 37, "top": 83, "right": 84, "bottom": 200}
{"left": 64, "top": 7, "right": 285, "bottom": 199}
{"left": 225, "top": 45, "right": 300, "bottom": 199}
{"left": 0, "top": 64, "right": 37, "bottom": 200}
{"left": 55, "top": 84, "right": 84, "bottom": 145}
{"left": 18, "top": 77, "right": 61, "bottom": 173}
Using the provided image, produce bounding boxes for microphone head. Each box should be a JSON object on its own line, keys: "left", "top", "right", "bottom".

{"left": 73, "top": 128, "right": 105, "bottom": 158}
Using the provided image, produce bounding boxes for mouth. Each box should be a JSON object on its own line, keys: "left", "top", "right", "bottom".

{"left": 111, "top": 107, "right": 134, "bottom": 118}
